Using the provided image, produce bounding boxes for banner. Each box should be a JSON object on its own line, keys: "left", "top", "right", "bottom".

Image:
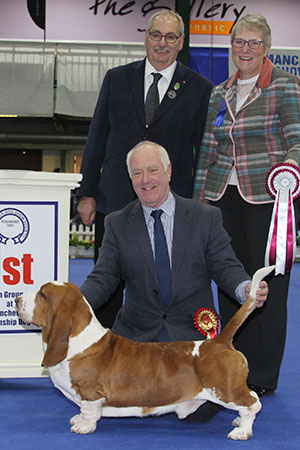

{"left": 0, "top": 0, "right": 299, "bottom": 47}
{"left": 268, "top": 49, "right": 300, "bottom": 78}
{"left": 0, "top": 202, "right": 58, "bottom": 334}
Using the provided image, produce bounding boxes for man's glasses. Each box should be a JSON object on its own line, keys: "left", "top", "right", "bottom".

{"left": 148, "top": 31, "right": 181, "bottom": 44}
{"left": 232, "top": 38, "right": 264, "bottom": 49}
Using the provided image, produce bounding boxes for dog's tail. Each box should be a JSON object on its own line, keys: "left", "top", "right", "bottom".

{"left": 216, "top": 266, "right": 275, "bottom": 345}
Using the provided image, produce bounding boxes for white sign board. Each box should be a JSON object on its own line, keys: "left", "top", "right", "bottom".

{"left": 0, "top": 202, "right": 58, "bottom": 333}
{"left": 0, "top": 170, "right": 82, "bottom": 377}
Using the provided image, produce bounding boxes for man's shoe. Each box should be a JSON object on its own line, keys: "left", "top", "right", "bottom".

{"left": 185, "top": 401, "right": 221, "bottom": 423}
{"left": 248, "top": 384, "right": 275, "bottom": 397}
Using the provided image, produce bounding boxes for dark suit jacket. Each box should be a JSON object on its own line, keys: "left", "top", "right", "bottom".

{"left": 76, "top": 59, "right": 213, "bottom": 214}
{"left": 80, "top": 194, "right": 250, "bottom": 342}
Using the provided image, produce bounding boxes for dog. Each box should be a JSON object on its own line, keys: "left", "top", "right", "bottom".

{"left": 15, "top": 266, "right": 274, "bottom": 440}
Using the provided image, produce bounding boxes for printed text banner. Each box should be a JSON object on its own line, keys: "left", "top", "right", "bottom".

{"left": 0, "top": 202, "right": 57, "bottom": 333}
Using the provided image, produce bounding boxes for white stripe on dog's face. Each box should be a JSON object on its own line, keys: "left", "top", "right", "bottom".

{"left": 16, "top": 291, "right": 38, "bottom": 323}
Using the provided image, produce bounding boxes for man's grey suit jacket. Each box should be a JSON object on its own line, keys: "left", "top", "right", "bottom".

{"left": 81, "top": 194, "right": 250, "bottom": 342}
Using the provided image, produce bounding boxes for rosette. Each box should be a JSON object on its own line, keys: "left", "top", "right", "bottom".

{"left": 265, "top": 163, "right": 300, "bottom": 274}
{"left": 194, "top": 308, "right": 219, "bottom": 339}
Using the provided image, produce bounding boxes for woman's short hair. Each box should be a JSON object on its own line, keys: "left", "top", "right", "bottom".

{"left": 231, "top": 13, "right": 272, "bottom": 49}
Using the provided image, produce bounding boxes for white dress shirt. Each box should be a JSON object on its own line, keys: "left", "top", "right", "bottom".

{"left": 144, "top": 59, "right": 177, "bottom": 103}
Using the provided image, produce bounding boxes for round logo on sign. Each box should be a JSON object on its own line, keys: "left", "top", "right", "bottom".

{"left": 0, "top": 208, "right": 30, "bottom": 245}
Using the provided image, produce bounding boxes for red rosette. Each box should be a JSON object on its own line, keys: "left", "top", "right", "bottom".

{"left": 194, "top": 308, "right": 219, "bottom": 339}
{"left": 265, "top": 163, "right": 300, "bottom": 200}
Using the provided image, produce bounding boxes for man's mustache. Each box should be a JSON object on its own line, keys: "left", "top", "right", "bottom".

{"left": 154, "top": 46, "right": 171, "bottom": 53}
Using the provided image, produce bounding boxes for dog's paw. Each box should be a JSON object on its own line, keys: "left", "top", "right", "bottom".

{"left": 70, "top": 414, "right": 82, "bottom": 426}
{"left": 227, "top": 427, "right": 252, "bottom": 441}
{"left": 70, "top": 416, "right": 97, "bottom": 434}
{"left": 231, "top": 416, "right": 241, "bottom": 427}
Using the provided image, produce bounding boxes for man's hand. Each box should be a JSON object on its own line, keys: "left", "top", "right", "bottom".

{"left": 246, "top": 280, "right": 268, "bottom": 308}
{"left": 77, "top": 197, "right": 96, "bottom": 226}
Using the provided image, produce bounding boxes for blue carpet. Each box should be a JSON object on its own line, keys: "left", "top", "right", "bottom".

{"left": 68, "top": 257, "right": 94, "bottom": 287}
{"left": 1, "top": 259, "right": 299, "bottom": 449}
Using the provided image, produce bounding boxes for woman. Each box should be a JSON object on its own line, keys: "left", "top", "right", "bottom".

{"left": 193, "top": 13, "right": 300, "bottom": 396}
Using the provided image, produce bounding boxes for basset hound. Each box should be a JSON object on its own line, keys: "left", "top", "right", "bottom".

{"left": 15, "top": 266, "right": 274, "bottom": 440}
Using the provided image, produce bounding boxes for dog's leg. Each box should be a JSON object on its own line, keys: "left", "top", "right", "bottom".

{"left": 227, "top": 394, "right": 261, "bottom": 440}
{"left": 175, "top": 399, "right": 206, "bottom": 419}
{"left": 70, "top": 398, "right": 105, "bottom": 434}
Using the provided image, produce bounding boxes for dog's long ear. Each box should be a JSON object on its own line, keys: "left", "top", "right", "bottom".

{"left": 42, "top": 305, "right": 73, "bottom": 367}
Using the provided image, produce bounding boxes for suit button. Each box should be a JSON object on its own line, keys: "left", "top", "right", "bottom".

{"left": 153, "top": 289, "right": 158, "bottom": 295}
{"left": 162, "top": 314, "right": 167, "bottom": 320}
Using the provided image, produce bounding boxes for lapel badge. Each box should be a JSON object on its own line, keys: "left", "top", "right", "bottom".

{"left": 167, "top": 90, "right": 176, "bottom": 99}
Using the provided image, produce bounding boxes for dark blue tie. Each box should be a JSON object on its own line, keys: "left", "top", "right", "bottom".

{"left": 151, "top": 210, "right": 172, "bottom": 311}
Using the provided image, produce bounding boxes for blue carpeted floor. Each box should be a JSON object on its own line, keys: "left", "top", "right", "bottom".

{"left": 1, "top": 259, "right": 299, "bottom": 450}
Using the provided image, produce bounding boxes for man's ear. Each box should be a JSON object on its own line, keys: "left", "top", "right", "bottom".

{"left": 144, "top": 30, "right": 148, "bottom": 47}
{"left": 178, "top": 34, "right": 185, "bottom": 52}
{"left": 167, "top": 163, "right": 172, "bottom": 181}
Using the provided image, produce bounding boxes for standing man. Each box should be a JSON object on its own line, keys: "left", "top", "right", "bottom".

{"left": 80, "top": 140, "right": 269, "bottom": 422}
{"left": 76, "top": 9, "right": 213, "bottom": 328}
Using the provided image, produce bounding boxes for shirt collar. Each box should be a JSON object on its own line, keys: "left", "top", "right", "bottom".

{"left": 145, "top": 58, "right": 177, "bottom": 85}
{"left": 237, "top": 74, "right": 259, "bottom": 85}
{"left": 142, "top": 192, "right": 175, "bottom": 221}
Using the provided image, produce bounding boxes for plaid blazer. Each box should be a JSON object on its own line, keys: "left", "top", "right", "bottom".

{"left": 193, "top": 58, "right": 300, "bottom": 204}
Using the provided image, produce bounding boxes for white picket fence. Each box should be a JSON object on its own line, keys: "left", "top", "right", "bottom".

{"left": 69, "top": 222, "right": 95, "bottom": 258}
{"left": 69, "top": 222, "right": 95, "bottom": 242}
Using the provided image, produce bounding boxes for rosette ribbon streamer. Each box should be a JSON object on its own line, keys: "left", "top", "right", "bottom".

{"left": 265, "top": 163, "right": 300, "bottom": 275}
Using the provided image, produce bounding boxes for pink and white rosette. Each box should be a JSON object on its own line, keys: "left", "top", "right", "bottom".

{"left": 265, "top": 163, "right": 300, "bottom": 275}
